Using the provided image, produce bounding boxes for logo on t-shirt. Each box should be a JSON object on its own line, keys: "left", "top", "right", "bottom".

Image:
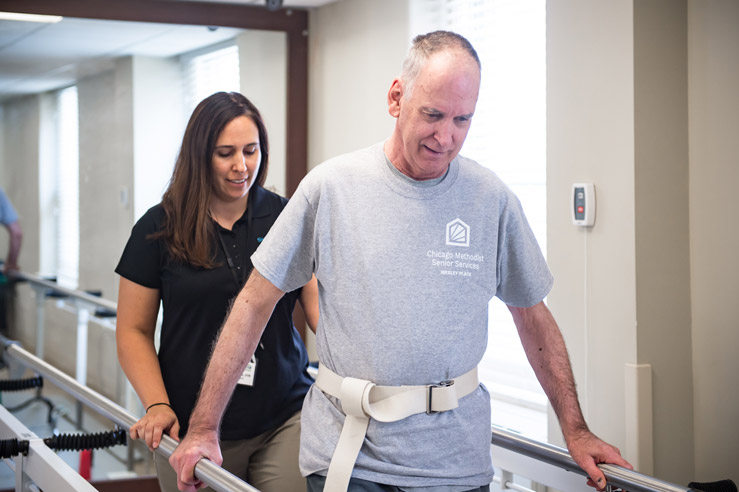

{"left": 445, "top": 218, "right": 470, "bottom": 247}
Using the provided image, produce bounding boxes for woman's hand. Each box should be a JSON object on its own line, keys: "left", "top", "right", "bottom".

{"left": 129, "top": 404, "right": 180, "bottom": 451}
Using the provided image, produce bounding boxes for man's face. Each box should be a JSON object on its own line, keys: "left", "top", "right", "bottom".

{"left": 387, "top": 51, "right": 480, "bottom": 180}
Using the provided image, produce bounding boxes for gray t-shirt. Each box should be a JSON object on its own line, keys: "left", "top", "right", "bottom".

{"left": 252, "top": 142, "right": 553, "bottom": 489}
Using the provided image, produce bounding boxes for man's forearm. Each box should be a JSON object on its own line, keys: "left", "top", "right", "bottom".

{"left": 509, "top": 302, "right": 589, "bottom": 440}
{"left": 188, "top": 270, "right": 282, "bottom": 433}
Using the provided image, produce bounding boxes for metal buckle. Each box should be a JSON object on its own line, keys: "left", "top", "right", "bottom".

{"left": 426, "top": 380, "right": 454, "bottom": 414}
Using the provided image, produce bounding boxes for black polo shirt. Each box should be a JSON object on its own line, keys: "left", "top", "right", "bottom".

{"left": 116, "top": 186, "right": 312, "bottom": 439}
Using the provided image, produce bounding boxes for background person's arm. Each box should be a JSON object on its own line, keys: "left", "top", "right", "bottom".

{"left": 3, "top": 220, "right": 22, "bottom": 273}
{"left": 508, "top": 301, "right": 632, "bottom": 490}
{"left": 169, "top": 269, "right": 284, "bottom": 492}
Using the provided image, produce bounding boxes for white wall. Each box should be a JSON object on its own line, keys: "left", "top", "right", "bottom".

{"left": 132, "top": 56, "right": 185, "bottom": 221}
{"left": 78, "top": 55, "right": 184, "bottom": 301}
{"left": 546, "top": 0, "right": 638, "bottom": 461}
{"left": 77, "top": 61, "right": 134, "bottom": 300}
{"left": 633, "top": 0, "right": 694, "bottom": 480}
{"left": 549, "top": 0, "right": 738, "bottom": 483}
{"left": 238, "top": 30, "right": 288, "bottom": 197}
{"left": 308, "top": 0, "right": 409, "bottom": 168}
{"left": 688, "top": 0, "right": 739, "bottom": 480}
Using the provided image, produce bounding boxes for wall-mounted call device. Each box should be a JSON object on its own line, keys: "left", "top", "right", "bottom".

{"left": 572, "top": 183, "right": 595, "bottom": 227}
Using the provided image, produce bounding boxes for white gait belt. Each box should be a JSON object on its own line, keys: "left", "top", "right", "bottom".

{"left": 314, "top": 363, "right": 479, "bottom": 492}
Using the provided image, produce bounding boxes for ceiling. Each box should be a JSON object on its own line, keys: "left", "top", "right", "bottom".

{"left": 0, "top": 0, "right": 339, "bottom": 102}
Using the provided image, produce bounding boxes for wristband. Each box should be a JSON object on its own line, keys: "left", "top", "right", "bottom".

{"left": 146, "top": 402, "right": 174, "bottom": 413}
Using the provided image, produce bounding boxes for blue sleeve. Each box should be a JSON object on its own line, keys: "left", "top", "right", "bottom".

{"left": 0, "top": 188, "right": 19, "bottom": 226}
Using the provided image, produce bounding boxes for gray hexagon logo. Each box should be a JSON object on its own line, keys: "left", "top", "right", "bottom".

{"left": 446, "top": 218, "right": 470, "bottom": 247}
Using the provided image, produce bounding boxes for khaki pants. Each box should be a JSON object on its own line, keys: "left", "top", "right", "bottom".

{"left": 154, "top": 411, "right": 304, "bottom": 492}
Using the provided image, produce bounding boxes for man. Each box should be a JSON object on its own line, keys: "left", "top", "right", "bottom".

{"left": 170, "top": 31, "right": 631, "bottom": 492}
{"left": 0, "top": 187, "right": 22, "bottom": 275}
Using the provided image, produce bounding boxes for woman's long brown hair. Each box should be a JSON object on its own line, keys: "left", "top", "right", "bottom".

{"left": 152, "top": 92, "right": 270, "bottom": 268}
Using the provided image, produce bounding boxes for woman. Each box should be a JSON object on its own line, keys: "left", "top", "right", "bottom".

{"left": 116, "top": 92, "right": 318, "bottom": 492}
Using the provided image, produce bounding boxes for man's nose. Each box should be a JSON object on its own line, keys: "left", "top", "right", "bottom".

{"left": 434, "top": 121, "right": 454, "bottom": 148}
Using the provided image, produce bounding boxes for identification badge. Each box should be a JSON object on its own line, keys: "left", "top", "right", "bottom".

{"left": 237, "top": 355, "right": 257, "bottom": 386}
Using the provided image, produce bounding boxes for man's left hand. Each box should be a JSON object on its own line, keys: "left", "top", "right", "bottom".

{"left": 566, "top": 430, "right": 633, "bottom": 490}
{"left": 169, "top": 427, "right": 222, "bottom": 492}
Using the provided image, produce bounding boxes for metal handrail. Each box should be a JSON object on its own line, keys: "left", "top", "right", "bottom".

{"left": 491, "top": 425, "right": 697, "bottom": 492}
{"left": 5, "top": 271, "right": 698, "bottom": 492}
{"left": 0, "top": 405, "right": 98, "bottom": 492}
{"left": 0, "top": 334, "right": 259, "bottom": 492}
{"left": 10, "top": 271, "right": 117, "bottom": 312}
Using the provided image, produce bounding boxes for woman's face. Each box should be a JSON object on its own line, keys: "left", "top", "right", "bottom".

{"left": 210, "top": 115, "right": 261, "bottom": 206}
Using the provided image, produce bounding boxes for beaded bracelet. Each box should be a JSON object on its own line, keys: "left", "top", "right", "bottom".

{"left": 146, "top": 402, "right": 174, "bottom": 413}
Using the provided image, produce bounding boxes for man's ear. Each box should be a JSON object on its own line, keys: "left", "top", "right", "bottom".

{"left": 387, "top": 78, "right": 402, "bottom": 118}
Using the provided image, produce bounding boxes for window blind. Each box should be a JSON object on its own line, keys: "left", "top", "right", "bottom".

{"left": 181, "top": 43, "right": 240, "bottom": 116}
{"left": 55, "top": 86, "right": 80, "bottom": 288}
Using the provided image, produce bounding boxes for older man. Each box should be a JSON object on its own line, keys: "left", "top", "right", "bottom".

{"left": 170, "top": 31, "right": 630, "bottom": 492}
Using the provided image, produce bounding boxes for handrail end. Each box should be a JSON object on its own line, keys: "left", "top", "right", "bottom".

{"left": 0, "top": 333, "right": 21, "bottom": 350}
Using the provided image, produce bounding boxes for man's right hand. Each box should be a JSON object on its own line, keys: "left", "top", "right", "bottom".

{"left": 168, "top": 428, "right": 223, "bottom": 492}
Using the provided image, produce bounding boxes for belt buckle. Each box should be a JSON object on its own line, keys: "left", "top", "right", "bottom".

{"left": 426, "top": 380, "right": 454, "bottom": 414}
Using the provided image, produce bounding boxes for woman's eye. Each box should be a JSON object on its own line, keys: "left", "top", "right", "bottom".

{"left": 217, "top": 151, "right": 232, "bottom": 158}
{"left": 244, "top": 146, "right": 257, "bottom": 156}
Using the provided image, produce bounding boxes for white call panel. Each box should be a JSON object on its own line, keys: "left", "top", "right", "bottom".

{"left": 572, "top": 183, "right": 595, "bottom": 227}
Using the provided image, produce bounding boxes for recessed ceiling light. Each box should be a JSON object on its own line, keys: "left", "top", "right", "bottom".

{"left": 0, "top": 12, "right": 63, "bottom": 23}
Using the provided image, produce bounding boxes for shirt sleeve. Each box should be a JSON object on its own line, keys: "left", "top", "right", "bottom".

{"left": 115, "top": 207, "right": 165, "bottom": 289}
{"left": 251, "top": 179, "right": 317, "bottom": 293}
{"left": 495, "top": 190, "right": 554, "bottom": 308}
{"left": 0, "top": 188, "right": 18, "bottom": 226}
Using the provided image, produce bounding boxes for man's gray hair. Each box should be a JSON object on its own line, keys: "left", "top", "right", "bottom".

{"left": 400, "top": 31, "right": 481, "bottom": 99}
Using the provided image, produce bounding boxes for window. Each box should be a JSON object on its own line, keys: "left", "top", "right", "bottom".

{"left": 55, "top": 86, "right": 80, "bottom": 288}
{"left": 411, "top": 0, "right": 548, "bottom": 440}
{"left": 40, "top": 86, "right": 79, "bottom": 288}
{"left": 181, "top": 42, "right": 240, "bottom": 116}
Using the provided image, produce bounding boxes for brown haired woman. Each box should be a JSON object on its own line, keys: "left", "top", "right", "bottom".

{"left": 115, "top": 92, "right": 318, "bottom": 492}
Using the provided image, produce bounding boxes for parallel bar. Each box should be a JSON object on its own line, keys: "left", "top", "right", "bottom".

{"left": 33, "top": 288, "right": 45, "bottom": 358}
{"left": 491, "top": 425, "right": 695, "bottom": 492}
{"left": 0, "top": 405, "right": 98, "bottom": 492}
{"left": 75, "top": 306, "right": 90, "bottom": 387}
{"left": 0, "top": 335, "right": 259, "bottom": 492}
{"left": 492, "top": 473, "right": 534, "bottom": 492}
{"left": 6, "top": 273, "right": 696, "bottom": 492}
{"left": 12, "top": 271, "right": 117, "bottom": 312}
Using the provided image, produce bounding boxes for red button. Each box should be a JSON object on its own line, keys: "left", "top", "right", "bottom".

{"left": 577, "top": 206, "right": 584, "bottom": 214}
